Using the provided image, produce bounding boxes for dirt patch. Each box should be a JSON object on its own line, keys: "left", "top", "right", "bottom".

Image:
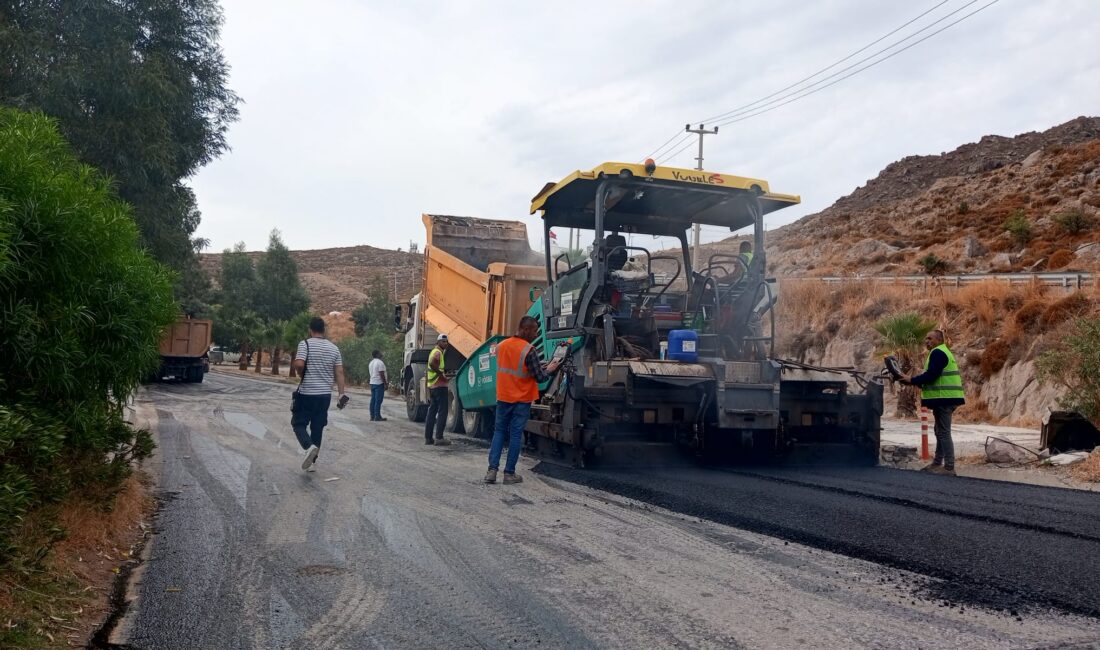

{"left": 0, "top": 472, "right": 153, "bottom": 649}
{"left": 1068, "top": 451, "right": 1100, "bottom": 482}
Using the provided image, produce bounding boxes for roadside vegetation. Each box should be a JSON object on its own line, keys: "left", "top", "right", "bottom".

{"left": 210, "top": 233, "right": 312, "bottom": 376}
{"left": 342, "top": 277, "right": 405, "bottom": 391}
{"left": 776, "top": 277, "right": 1099, "bottom": 427}
{"left": 0, "top": 109, "right": 177, "bottom": 647}
{"left": 2, "top": 2, "right": 239, "bottom": 645}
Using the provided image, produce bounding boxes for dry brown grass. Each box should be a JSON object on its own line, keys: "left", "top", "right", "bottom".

{"left": 979, "top": 339, "right": 1010, "bottom": 378}
{"left": 1068, "top": 451, "right": 1100, "bottom": 482}
{"left": 1048, "top": 249, "right": 1075, "bottom": 269}
{"left": 1040, "top": 292, "right": 1091, "bottom": 328}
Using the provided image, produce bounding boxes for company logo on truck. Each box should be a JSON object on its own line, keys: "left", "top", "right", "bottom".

{"left": 670, "top": 170, "right": 725, "bottom": 185}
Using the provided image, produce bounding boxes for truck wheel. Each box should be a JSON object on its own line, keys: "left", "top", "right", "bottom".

{"left": 446, "top": 386, "right": 464, "bottom": 433}
{"left": 193, "top": 367, "right": 204, "bottom": 384}
{"left": 406, "top": 384, "right": 427, "bottom": 422}
{"left": 462, "top": 409, "right": 484, "bottom": 438}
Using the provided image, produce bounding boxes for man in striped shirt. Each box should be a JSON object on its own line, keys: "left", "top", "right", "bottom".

{"left": 291, "top": 317, "right": 347, "bottom": 471}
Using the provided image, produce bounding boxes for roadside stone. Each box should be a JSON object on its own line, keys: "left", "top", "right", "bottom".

{"left": 1021, "top": 149, "right": 1044, "bottom": 169}
{"left": 991, "top": 252, "right": 1017, "bottom": 269}
{"left": 1074, "top": 243, "right": 1100, "bottom": 264}
{"left": 962, "top": 235, "right": 988, "bottom": 258}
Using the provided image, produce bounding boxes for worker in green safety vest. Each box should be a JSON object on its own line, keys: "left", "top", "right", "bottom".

{"left": 424, "top": 333, "right": 452, "bottom": 447}
{"left": 903, "top": 329, "right": 966, "bottom": 476}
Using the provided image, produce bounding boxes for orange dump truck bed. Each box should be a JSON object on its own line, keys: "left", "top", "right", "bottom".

{"left": 420, "top": 214, "right": 545, "bottom": 358}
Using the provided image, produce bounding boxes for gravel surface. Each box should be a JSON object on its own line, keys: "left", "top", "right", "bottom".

{"left": 111, "top": 370, "right": 1100, "bottom": 649}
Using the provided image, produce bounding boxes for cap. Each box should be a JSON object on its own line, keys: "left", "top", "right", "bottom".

{"left": 437, "top": 333, "right": 448, "bottom": 342}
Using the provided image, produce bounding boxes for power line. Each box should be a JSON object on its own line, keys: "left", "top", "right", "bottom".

{"left": 709, "top": 0, "right": 1000, "bottom": 130}
{"left": 644, "top": 130, "right": 690, "bottom": 161}
{"left": 706, "top": 0, "right": 985, "bottom": 127}
{"left": 645, "top": 1, "right": 954, "bottom": 161}
{"left": 646, "top": 0, "right": 1001, "bottom": 164}
{"left": 697, "top": 0, "right": 955, "bottom": 124}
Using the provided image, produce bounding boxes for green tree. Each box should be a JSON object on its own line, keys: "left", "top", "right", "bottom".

{"left": 255, "top": 230, "right": 309, "bottom": 372}
{"left": 351, "top": 276, "right": 393, "bottom": 337}
{"left": 282, "top": 311, "right": 314, "bottom": 378}
{"left": 342, "top": 278, "right": 403, "bottom": 389}
{"left": 874, "top": 312, "right": 938, "bottom": 418}
{"left": 211, "top": 242, "right": 261, "bottom": 368}
{"left": 0, "top": 108, "right": 176, "bottom": 561}
{"left": 0, "top": 0, "right": 240, "bottom": 306}
{"left": 1037, "top": 318, "right": 1100, "bottom": 422}
{"left": 256, "top": 230, "right": 310, "bottom": 323}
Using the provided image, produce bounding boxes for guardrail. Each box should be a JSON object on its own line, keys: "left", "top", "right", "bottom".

{"left": 784, "top": 272, "right": 1095, "bottom": 291}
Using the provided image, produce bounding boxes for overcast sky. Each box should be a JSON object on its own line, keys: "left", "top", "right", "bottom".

{"left": 191, "top": 0, "right": 1100, "bottom": 254}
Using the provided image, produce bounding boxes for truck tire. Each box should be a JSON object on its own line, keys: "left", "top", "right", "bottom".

{"left": 192, "top": 366, "right": 204, "bottom": 384}
{"left": 446, "top": 385, "right": 464, "bottom": 433}
{"left": 462, "top": 409, "right": 490, "bottom": 438}
{"left": 406, "top": 384, "right": 427, "bottom": 422}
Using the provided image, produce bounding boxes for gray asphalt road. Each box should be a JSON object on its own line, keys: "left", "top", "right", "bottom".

{"left": 112, "top": 370, "right": 1100, "bottom": 649}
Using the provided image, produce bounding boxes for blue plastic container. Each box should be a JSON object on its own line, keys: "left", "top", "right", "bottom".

{"left": 667, "top": 329, "right": 698, "bottom": 362}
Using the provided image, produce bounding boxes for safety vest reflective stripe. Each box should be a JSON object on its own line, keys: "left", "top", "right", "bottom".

{"left": 922, "top": 344, "right": 965, "bottom": 400}
{"left": 427, "top": 347, "right": 445, "bottom": 387}
{"left": 498, "top": 343, "right": 534, "bottom": 378}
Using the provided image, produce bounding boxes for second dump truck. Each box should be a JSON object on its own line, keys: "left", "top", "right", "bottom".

{"left": 399, "top": 214, "right": 545, "bottom": 432}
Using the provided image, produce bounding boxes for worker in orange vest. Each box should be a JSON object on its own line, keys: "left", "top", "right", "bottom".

{"left": 483, "top": 316, "right": 562, "bottom": 485}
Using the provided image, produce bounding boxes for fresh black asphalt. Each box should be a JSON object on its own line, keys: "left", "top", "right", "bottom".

{"left": 533, "top": 463, "right": 1100, "bottom": 618}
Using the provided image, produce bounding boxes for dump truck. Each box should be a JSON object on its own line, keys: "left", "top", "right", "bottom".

{"left": 155, "top": 317, "right": 212, "bottom": 383}
{"left": 454, "top": 161, "right": 884, "bottom": 466}
{"left": 399, "top": 214, "right": 545, "bottom": 431}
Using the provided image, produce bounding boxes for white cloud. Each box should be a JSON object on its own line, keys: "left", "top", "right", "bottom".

{"left": 192, "top": 0, "right": 1100, "bottom": 253}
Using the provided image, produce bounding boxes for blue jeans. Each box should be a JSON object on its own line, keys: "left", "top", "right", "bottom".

{"left": 488, "top": 401, "right": 532, "bottom": 474}
{"left": 370, "top": 384, "right": 385, "bottom": 420}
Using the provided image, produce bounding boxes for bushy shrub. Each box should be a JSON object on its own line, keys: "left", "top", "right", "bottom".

{"left": 917, "top": 253, "right": 949, "bottom": 275}
{"left": 957, "top": 201, "right": 970, "bottom": 215}
{"left": 1037, "top": 318, "right": 1100, "bottom": 422}
{"left": 1003, "top": 209, "right": 1033, "bottom": 244}
{"left": 0, "top": 109, "right": 175, "bottom": 561}
{"left": 338, "top": 331, "right": 403, "bottom": 389}
{"left": 1053, "top": 209, "right": 1091, "bottom": 235}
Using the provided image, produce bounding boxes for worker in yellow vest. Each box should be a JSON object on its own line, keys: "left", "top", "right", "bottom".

{"left": 484, "top": 316, "right": 562, "bottom": 485}
{"left": 903, "top": 329, "right": 966, "bottom": 476}
{"left": 424, "top": 333, "right": 452, "bottom": 446}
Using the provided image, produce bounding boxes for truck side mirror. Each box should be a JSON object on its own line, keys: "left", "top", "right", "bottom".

{"left": 393, "top": 305, "right": 404, "bottom": 332}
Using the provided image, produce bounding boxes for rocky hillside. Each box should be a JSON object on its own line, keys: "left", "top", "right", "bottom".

{"left": 756, "top": 116, "right": 1100, "bottom": 276}
{"left": 732, "top": 116, "right": 1100, "bottom": 425}
{"left": 200, "top": 245, "right": 423, "bottom": 314}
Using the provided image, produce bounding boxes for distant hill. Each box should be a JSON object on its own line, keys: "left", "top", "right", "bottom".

{"left": 200, "top": 245, "right": 423, "bottom": 314}
{"left": 731, "top": 116, "right": 1100, "bottom": 276}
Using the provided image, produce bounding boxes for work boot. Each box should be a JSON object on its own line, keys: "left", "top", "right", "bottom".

{"left": 502, "top": 473, "right": 523, "bottom": 485}
{"left": 434, "top": 438, "right": 452, "bottom": 446}
{"left": 919, "top": 462, "right": 942, "bottom": 472}
{"left": 424, "top": 439, "right": 434, "bottom": 445}
{"left": 939, "top": 466, "right": 957, "bottom": 476}
{"left": 484, "top": 469, "right": 498, "bottom": 484}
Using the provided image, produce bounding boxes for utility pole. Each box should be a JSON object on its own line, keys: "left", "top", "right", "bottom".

{"left": 685, "top": 123, "right": 718, "bottom": 270}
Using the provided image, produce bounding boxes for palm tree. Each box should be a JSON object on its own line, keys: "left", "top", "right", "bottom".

{"left": 874, "top": 312, "right": 937, "bottom": 418}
